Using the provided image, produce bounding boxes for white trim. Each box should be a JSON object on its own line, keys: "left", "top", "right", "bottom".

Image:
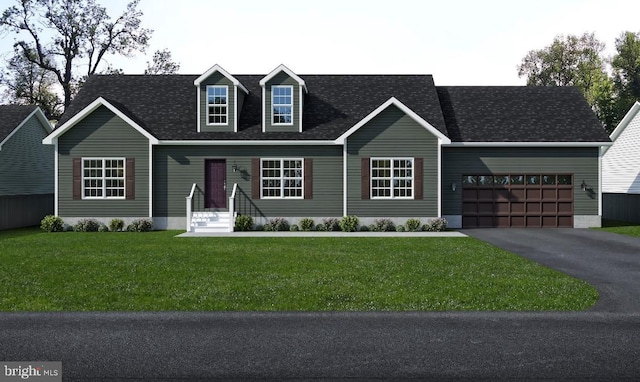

{"left": 604, "top": 101, "right": 640, "bottom": 154}
{"left": 194, "top": 64, "right": 249, "bottom": 94}
{"left": 1, "top": 107, "right": 51, "bottom": 150}
{"left": 437, "top": 140, "right": 442, "bottom": 217}
{"left": 343, "top": 142, "right": 348, "bottom": 216}
{"left": 260, "top": 158, "right": 305, "bottom": 199}
{"left": 234, "top": 86, "right": 238, "bottom": 133}
{"left": 54, "top": 145, "right": 59, "bottom": 216}
{"left": 156, "top": 139, "right": 336, "bottom": 146}
{"left": 42, "top": 97, "right": 159, "bottom": 145}
{"left": 261, "top": 86, "right": 266, "bottom": 133}
{"left": 196, "top": 86, "right": 201, "bottom": 132}
{"left": 370, "top": 157, "right": 415, "bottom": 200}
{"left": 205, "top": 85, "right": 229, "bottom": 126}
{"left": 271, "top": 85, "right": 294, "bottom": 126}
{"left": 299, "top": 84, "right": 303, "bottom": 133}
{"left": 81, "top": 157, "right": 126, "bottom": 200}
{"left": 259, "top": 64, "right": 307, "bottom": 93}
{"left": 334, "top": 97, "right": 451, "bottom": 145}
{"left": 149, "top": 142, "right": 153, "bottom": 218}
{"left": 598, "top": 146, "right": 603, "bottom": 217}
{"left": 447, "top": 141, "right": 612, "bottom": 148}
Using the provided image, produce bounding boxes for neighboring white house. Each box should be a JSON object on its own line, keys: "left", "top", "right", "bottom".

{"left": 602, "top": 101, "right": 640, "bottom": 222}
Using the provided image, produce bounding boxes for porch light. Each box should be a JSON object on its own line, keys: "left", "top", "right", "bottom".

{"left": 232, "top": 162, "right": 238, "bottom": 172}
{"left": 451, "top": 182, "right": 457, "bottom": 192}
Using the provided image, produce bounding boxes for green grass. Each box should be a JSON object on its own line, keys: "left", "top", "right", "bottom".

{"left": 0, "top": 228, "right": 597, "bottom": 311}
{"left": 596, "top": 219, "right": 640, "bottom": 237}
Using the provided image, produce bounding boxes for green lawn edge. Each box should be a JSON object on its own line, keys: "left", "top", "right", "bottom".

{"left": 0, "top": 228, "right": 598, "bottom": 312}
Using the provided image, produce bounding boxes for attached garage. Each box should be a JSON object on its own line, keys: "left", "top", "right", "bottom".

{"left": 461, "top": 174, "right": 574, "bottom": 228}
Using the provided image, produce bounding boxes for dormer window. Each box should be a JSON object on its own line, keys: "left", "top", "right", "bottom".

{"left": 272, "top": 85, "right": 293, "bottom": 125}
{"left": 207, "top": 85, "right": 228, "bottom": 125}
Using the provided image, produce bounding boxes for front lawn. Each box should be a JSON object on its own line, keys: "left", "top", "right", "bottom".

{"left": 596, "top": 219, "right": 640, "bottom": 238}
{"left": 0, "top": 228, "right": 597, "bottom": 311}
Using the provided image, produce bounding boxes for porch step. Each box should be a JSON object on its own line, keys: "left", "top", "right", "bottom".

{"left": 191, "top": 211, "right": 233, "bottom": 233}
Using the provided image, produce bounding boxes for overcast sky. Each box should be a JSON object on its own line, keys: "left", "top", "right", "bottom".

{"left": 1, "top": 0, "right": 639, "bottom": 85}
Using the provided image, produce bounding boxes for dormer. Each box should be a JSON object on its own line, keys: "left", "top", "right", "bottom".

{"left": 194, "top": 64, "right": 249, "bottom": 133}
{"left": 259, "top": 64, "right": 307, "bottom": 133}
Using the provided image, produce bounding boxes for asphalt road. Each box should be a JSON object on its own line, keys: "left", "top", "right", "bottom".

{"left": 2, "top": 228, "right": 640, "bottom": 381}
{"left": 1, "top": 312, "right": 639, "bottom": 381}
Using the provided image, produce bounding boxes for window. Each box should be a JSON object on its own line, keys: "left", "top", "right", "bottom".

{"left": 371, "top": 158, "right": 413, "bottom": 199}
{"left": 272, "top": 85, "right": 293, "bottom": 125}
{"left": 207, "top": 86, "right": 228, "bottom": 125}
{"left": 261, "top": 159, "right": 303, "bottom": 198}
{"left": 83, "top": 158, "right": 125, "bottom": 199}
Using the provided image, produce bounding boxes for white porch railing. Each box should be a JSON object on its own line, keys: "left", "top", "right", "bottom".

{"left": 185, "top": 183, "right": 198, "bottom": 232}
{"left": 229, "top": 183, "right": 238, "bottom": 232}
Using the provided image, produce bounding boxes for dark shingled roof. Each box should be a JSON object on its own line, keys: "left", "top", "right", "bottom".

{"left": 59, "top": 74, "right": 447, "bottom": 141}
{"left": 436, "top": 86, "right": 610, "bottom": 142}
{"left": 0, "top": 104, "right": 38, "bottom": 142}
{"left": 58, "top": 74, "right": 611, "bottom": 143}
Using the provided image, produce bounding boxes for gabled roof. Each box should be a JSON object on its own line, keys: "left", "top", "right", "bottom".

{"left": 194, "top": 64, "right": 249, "bottom": 94}
{"left": 259, "top": 64, "right": 307, "bottom": 93}
{"left": 609, "top": 101, "right": 640, "bottom": 143}
{"left": 437, "top": 86, "right": 611, "bottom": 144}
{"left": 57, "top": 73, "right": 447, "bottom": 141}
{"left": 0, "top": 105, "right": 51, "bottom": 150}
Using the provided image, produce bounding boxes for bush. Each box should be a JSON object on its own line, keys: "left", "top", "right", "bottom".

{"left": 74, "top": 219, "right": 101, "bottom": 232}
{"left": 98, "top": 225, "right": 109, "bottom": 232}
{"left": 359, "top": 225, "right": 369, "bottom": 232}
{"left": 340, "top": 216, "right": 359, "bottom": 232}
{"left": 127, "top": 219, "right": 153, "bottom": 232}
{"left": 396, "top": 225, "right": 406, "bottom": 232}
{"left": 264, "top": 218, "right": 289, "bottom": 232}
{"left": 423, "top": 218, "right": 448, "bottom": 232}
{"left": 371, "top": 218, "right": 395, "bottom": 232}
{"left": 234, "top": 215, "right": 254, "bottom": 231}
{"left": 109, "top": 219, "right": 125, "bottom": 232}
{"left": 405, "top": 218, "right": 422, "bottom": 232}
{"left": 319, "top": 218, "right": 340, "bottom": 232}
{"left": 299, "top": 218, "right": 315, "bottom": 231}
{"left": 290, "top": 224, "right": 300, "bottom": 232}
{"left": 40, "top": 215, "right": 64, "bottom": 232}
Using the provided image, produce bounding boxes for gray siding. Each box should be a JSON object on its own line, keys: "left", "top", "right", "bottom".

{"left": 153, "top": 145, "right": 343, "bottom": 218}
{"left": 442, "top": 147, "right": 600, "bottom": 215}
{"left": 0, "top": 114, "right": 53, "bottom": 196}
{"left": 58, "top": 106, "right": 149, "bottom": 217}
{"left": 346, "top": 105, "right": 440, "bottom": 217}
{"left": 0, "top": 194, "right": 53, "bottom": 230}
{"left": 199, "top": 72, "right": 235, "bottom": 132}
{"left": 603, "top": 193, "right": 640, "bottom": 223}
{"left": 264, "top": 72, "right": 300, "bottom": 133}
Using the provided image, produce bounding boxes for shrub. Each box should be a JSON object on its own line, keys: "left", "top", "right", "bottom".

{"left": 340, "top": 216, "right": 359, "bottom": 232}
{"left": 320, "top": 218, "right": 341, "bottom": 232}
{"left": 299, "top": 218, "right": 315, "bottom": 231}
{"left": 290, "top": 224, "right": 300, "bottom": 232}
{"left": 234, "top": 215, "right": 254, "bottom": 231}
{"left": 109, "top": 219, "right": 125, "bottom": 232}
{"left": 127, "top": 219, "right": 153, "bottom": 232}
{"left": 74, "top": 219, "right": 101, "bottom": 232}
{"left": 359, "top": 225, "right": 369, "bottom": 232}
{"left": 40, "top": 215, "right": 64, "bottom": 233}
{"left": 264, "top": 218, "right": 289, "bottom": 232}
{"left": 98, "top": 225, "right": 109, "bottom": 232}
{"left": 405, "top": 218, "right": 422, "bottom": 232}
{"left": 423, "top": 218, "right": 448, "bottom": 232}
{"left": 371, "top": 218, "right": 395, "bottom": 232}
{"left": 396, "top": 225, "right": 406, "bottom": 232}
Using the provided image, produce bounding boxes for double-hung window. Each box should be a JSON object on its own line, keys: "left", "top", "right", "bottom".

{"left": 371, "top": 158, "right": 414, "bottom": 199}
{"left": 207, "top": 85, "right": 228, "bottom": 125}
{"left": 272, "top": 85, "right": 293, "bottom": 125}
{"left": 261, "top": 159, "right": 303, "bottom": 198}
{"left": 83, "top": 158, "right": 125, "bottom": 199}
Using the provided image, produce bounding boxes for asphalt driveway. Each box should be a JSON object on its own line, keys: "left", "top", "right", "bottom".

{"left": 463, "top": 228, "right": 640, "bottom": 313}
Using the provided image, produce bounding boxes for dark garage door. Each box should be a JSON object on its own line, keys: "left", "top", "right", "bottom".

{"left": 462, "top": 174, "right": 573, "bottom": 228}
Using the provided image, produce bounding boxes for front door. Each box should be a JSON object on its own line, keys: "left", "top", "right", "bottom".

{"left": 205, "top": 159, "right": 226, "bottom": 209}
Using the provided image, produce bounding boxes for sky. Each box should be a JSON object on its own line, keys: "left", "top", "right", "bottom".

{"left": 0, "top": 0, "right": 639, "bottom": 85}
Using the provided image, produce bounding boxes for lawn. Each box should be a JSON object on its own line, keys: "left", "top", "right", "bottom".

{"left": 596, "top": 219, "right": 640, "bottom": 238}
{"left": 0, "top": 228, "right": 598, "bottom": 311}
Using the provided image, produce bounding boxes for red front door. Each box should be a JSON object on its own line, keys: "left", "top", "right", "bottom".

{"left": 205, "top": 159, "right": 226, "bottom": 209}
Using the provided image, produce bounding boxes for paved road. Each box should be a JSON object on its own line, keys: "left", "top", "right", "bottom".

{"left": 1, "top": 312, "right": 639, "bottom": 381}
{"left": 2, "top": 228, "right": 640, "bottom": 380}
{"left": 463, "top": 228, "right": 640, "bottom": 313}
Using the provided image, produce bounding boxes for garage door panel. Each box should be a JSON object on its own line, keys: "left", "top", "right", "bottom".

{"left": 462, "top": 173, "right": 573, "bottom": 228}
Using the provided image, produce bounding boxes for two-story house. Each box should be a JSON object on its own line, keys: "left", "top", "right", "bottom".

{"left": 43, "top": 64, "right": 611, "bottom": 232}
